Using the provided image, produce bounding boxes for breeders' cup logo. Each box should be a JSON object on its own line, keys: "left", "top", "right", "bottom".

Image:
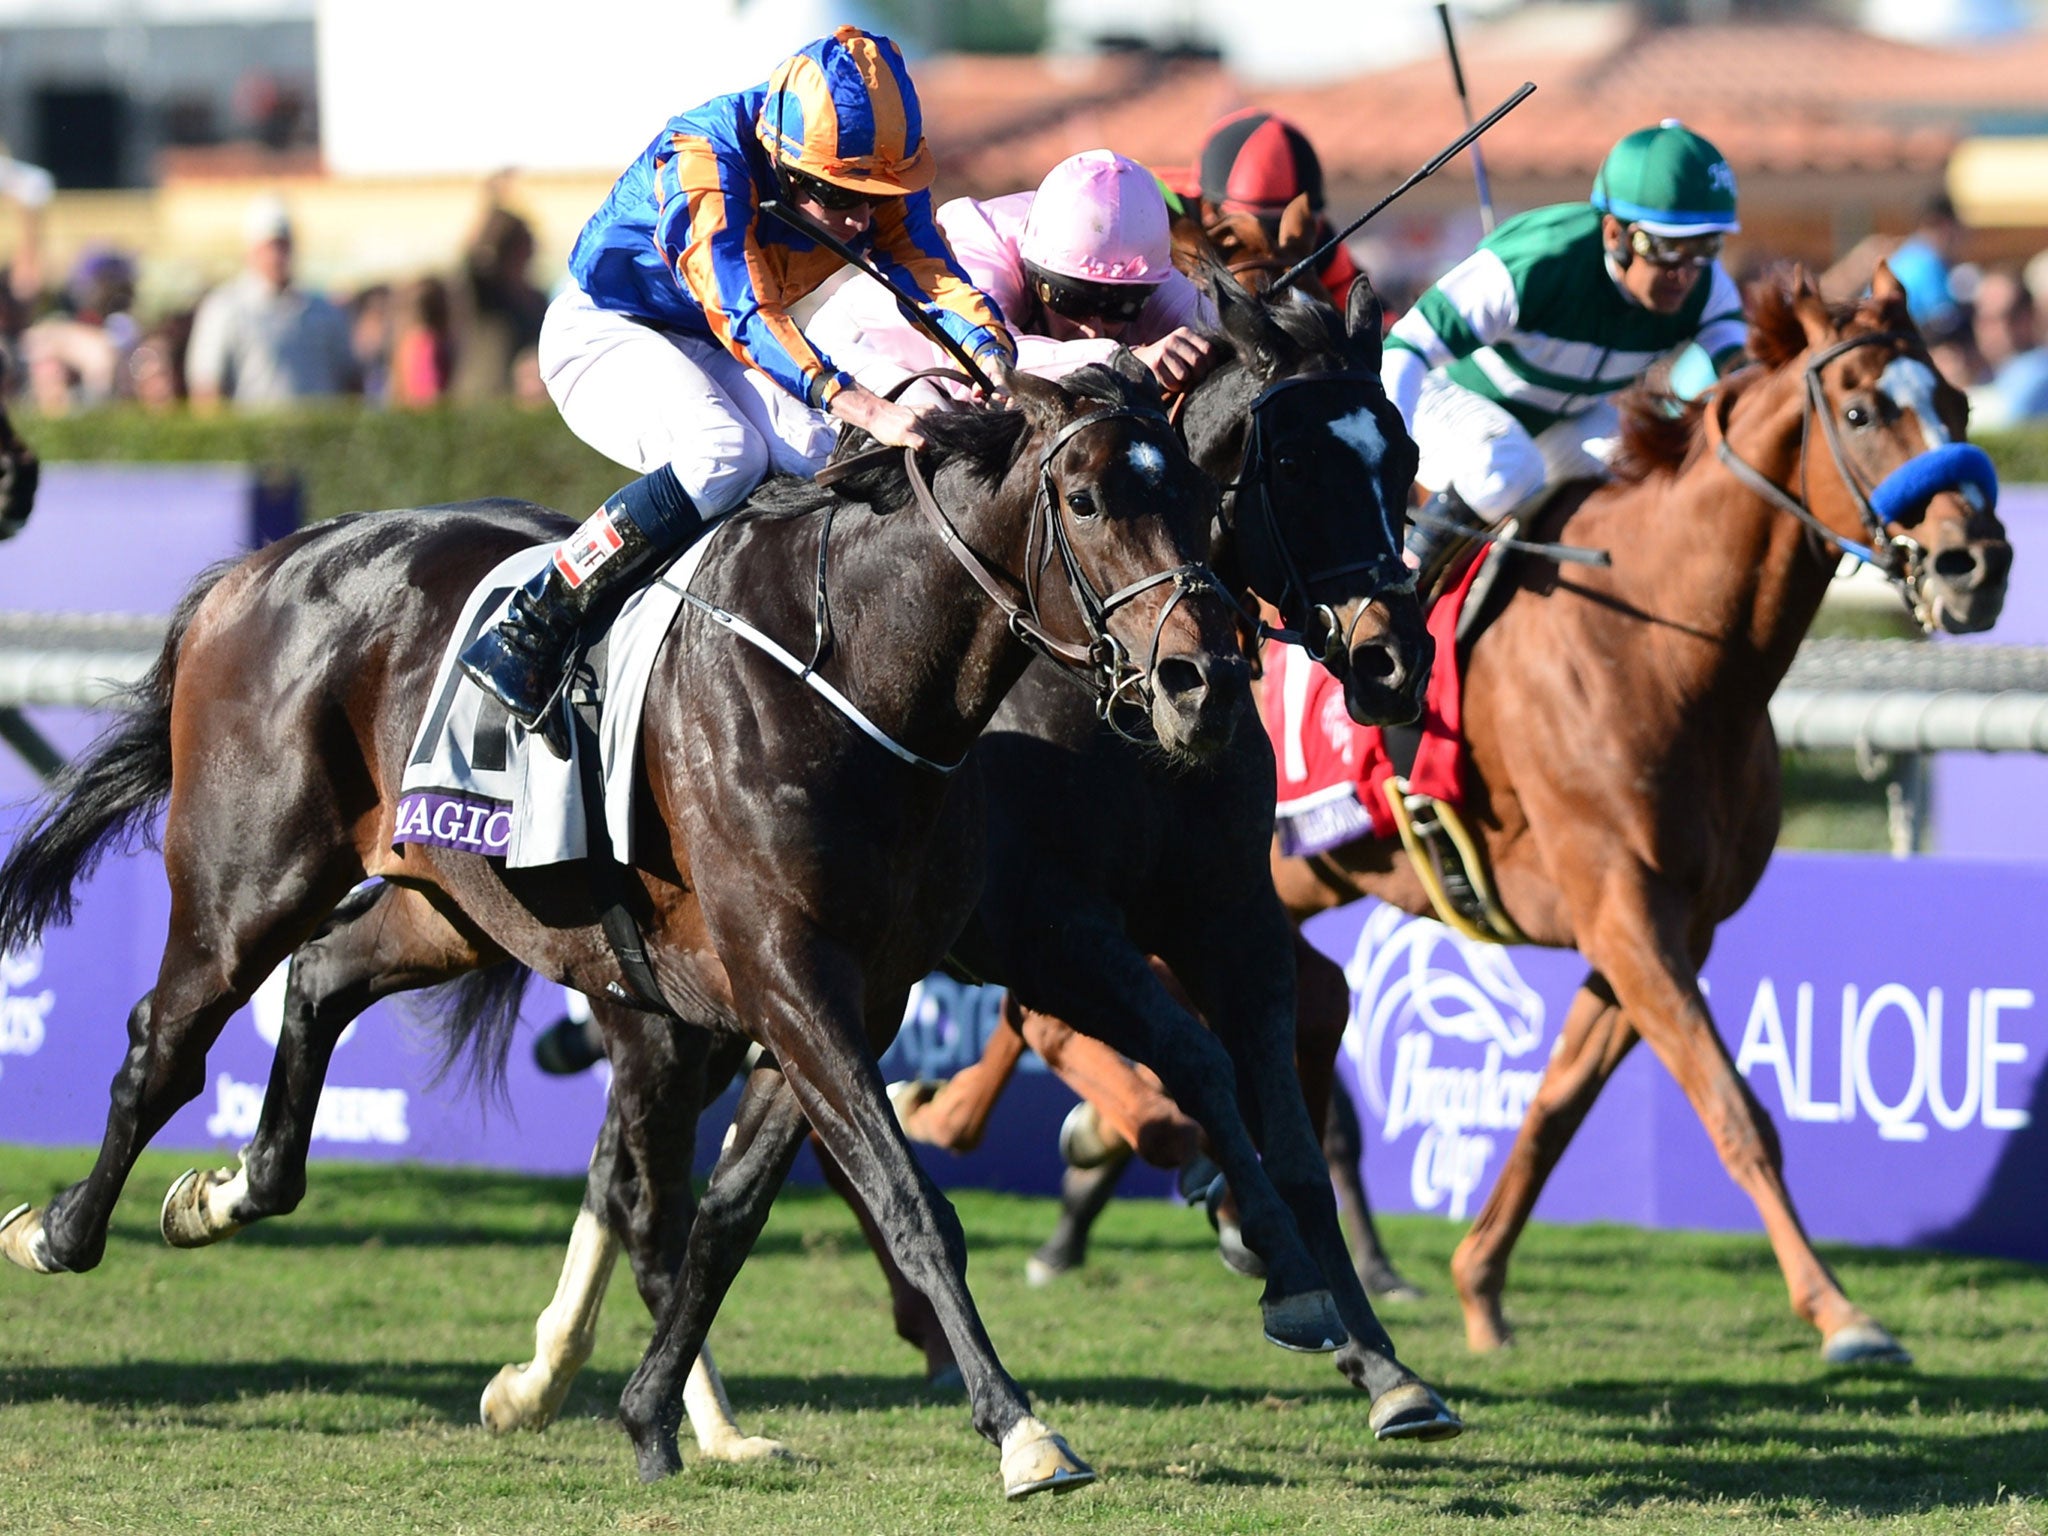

{"left": 0, "top": 944, "right": 55, "bottom": 1083}
{"left": 1340, "top": 906, "right": 1548, "bottom": 1220}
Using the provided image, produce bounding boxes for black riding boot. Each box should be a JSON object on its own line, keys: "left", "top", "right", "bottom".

{"left": 459, "top": 465, "right": 705, "bottom": 739}
{"left": 1404, "top": 488, "right": 1488, "bottom": 588}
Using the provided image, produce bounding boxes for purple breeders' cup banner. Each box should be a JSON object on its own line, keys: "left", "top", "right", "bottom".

{"left": 1306, "top": 854, "right": 2048, "bottom": 1263}
{"left": 392, "top": 792, "right": 512, "bottom": 857}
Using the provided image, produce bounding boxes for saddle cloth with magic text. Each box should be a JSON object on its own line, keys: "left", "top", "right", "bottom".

{"left": 393, "top": 535, "right": 717, "bottom": 869}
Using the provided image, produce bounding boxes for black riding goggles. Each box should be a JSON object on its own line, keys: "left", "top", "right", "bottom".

{"left": 784, "top": 169, "right": 879, "bottom": 212}
{"left": 1029, "top": 267, "right": 1160, "bottom": 327}
{"left": 1628, "top": 226, "right": 1723, "bottom": 271}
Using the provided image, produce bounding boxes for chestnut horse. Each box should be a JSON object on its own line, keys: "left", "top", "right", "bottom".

{"left": 0, "top": 364, "right": 1255, "bottom": 1497}
{"left": 1269, "top": 264, "right": 2008, "bottom": 1362}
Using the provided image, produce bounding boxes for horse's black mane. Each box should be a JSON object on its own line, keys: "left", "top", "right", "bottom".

{"left": 1201, "top": 264, "right": 1354, "bottom": 379}
{"left": 739, "top": 363, "right": 1162, "bottom": 522}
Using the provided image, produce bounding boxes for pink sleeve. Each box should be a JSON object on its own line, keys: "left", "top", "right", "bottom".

{"left": 1131, "top": 269, "right": 1216, "bottom": 343}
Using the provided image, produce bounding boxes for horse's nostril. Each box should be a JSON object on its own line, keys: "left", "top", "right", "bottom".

{"left": 1349, "top": 641, "right": 1397, "bottom": 683}
{"left": 1932, "top": 546, "right": 1980, "bottom": 582}
{"left": 1155, "top": 656, "right": 1207, "bottom": 701}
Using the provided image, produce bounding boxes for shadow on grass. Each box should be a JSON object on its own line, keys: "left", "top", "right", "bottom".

{"left": 4, "top": 1360, "right": 2042, "bottom": 1516}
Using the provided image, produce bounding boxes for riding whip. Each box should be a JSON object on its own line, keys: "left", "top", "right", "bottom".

{"left": 1435, "top": 3, "right": 1497, "bottom": 234}
{"left": 760, "top": 195, "right": 999, "bottom": 396}
{"left": 1271, "top": 79, "right": 1534, "bottom": 295}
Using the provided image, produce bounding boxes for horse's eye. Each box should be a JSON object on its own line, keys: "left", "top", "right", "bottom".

{"left": 1845, "top": 402, "right": 1871, "bottom": 428}
{"left": 1275, "top": 452, "right": 1303, "bottom": 480}
{"left": 1066, "top": 489, "right": 1098, "bottom": 518}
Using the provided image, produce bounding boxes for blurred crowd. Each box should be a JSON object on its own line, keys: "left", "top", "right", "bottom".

{"left": 0, "top": 166, "right": 551, "bottom": 418}
{"left": 6, "top": 156, "right": 2048, "bottom": 431}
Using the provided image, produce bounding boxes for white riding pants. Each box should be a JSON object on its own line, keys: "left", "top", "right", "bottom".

{"left": 1411, "top": 373, "right": 1620, "bottom": 520}
{"left": 538, "top": 283, "right": 837, "bottom": 518}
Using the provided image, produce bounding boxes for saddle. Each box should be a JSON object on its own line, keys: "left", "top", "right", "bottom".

{"left": 1380, "top": 479, "right": 1603, "bottom": 945}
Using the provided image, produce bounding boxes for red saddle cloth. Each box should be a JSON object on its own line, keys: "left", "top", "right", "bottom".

{"left": 1261, "top": 555, "right": 1485, "bottom": 857}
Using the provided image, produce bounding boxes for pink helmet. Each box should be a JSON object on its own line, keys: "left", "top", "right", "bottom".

{"left": 1019, "top": 150, "right": 1171, "bottom": 285}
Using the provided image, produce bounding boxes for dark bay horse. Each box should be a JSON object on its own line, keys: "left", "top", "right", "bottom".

{"left": 1268, "top": 265, "right": 2010, "bottom": 1363}
{"left": 470, "top": 269, "right": 1457, "bottom": 1456}
{"left": 0, "top": 363, "right": 1252, "bottom": 1496}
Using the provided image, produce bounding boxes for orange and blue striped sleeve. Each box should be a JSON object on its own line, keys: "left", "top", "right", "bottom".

{"left": 868, "top": 195, "right": 1015, "bottom": 368}
{"left": 653, "top": 131, "right": 853, "bottom": 407}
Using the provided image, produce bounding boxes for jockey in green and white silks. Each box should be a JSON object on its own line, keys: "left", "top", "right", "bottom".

{"left": 1382, "top": 120, "right": 1747, "bottom": 571}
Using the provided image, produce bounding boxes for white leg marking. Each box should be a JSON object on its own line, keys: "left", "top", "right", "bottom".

{"left": 685, "top": 1341, "right": 791, "bottom": 1462}
{"left": 480, "top": 1207, "right": 620, "bottom": 1432}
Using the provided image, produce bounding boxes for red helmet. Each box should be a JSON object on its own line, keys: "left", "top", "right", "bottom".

{"left": 1198, "top": 109, "right": 1326, "bottom": 219}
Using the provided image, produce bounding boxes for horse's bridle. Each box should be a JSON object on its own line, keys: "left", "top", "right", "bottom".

{"left": 1711, "top": 330, "right": 1932, "bottom": 608}
{"left": 1180, "top": 370, "right": 1415, "bottom": 668}
{"left": 886, "top": 402, "right": 1230, "bottom": 721}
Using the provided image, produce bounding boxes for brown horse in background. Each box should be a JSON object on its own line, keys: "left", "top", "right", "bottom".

{"left": 1271, "top": 264, "right": 2008, "bottom": 1362}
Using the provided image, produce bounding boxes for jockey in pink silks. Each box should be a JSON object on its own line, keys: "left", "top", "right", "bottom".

{"left": 807, "top": 148, "right": 1220, "bottom": 405}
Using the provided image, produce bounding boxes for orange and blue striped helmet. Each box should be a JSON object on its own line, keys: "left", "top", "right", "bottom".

{"left": 756, "top": 25, "right": 935, "bottom": 197}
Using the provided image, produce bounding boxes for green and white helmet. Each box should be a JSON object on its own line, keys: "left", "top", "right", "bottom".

{"left": 1590, "top": 119, "right": 1740, "bottom": 237}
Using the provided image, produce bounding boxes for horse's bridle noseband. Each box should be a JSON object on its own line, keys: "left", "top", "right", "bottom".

{"left": 897, "top": 403, "right": 1231, "bottom": 722}
{"left": 1712, "top": 330, "right": 1935, "bottom": 614}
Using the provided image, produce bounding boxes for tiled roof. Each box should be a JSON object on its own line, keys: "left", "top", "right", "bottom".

{"left": 915, "top": 20, "right": 2048, "bottom": 201}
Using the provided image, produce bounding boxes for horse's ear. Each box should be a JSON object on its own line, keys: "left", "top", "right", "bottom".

{"left": 1790, "top": 265, "right": 1836, "bottom": 349}
{"left": 999, "top": 360, "right": 1066, "bottom": 431}
{"left": 1106, "top": 347, "right": 1154, "bottom": 392}
{"left": 1169, "top": 211, "right": 1211, "bottom": 279}
{"left": 1276, "top": 193, "right": 1316, "bottom": 256}
{"left": 1343, "top": 273, "right": 1383, "bottom": 373}
{"left": 1868, "top": 259, "right": 1916, "bottom": 334}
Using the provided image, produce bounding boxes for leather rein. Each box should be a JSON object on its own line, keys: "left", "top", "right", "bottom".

{"left": 814, "top": 387, "right": 1228, "bottom": 722}
{"left": 1709, "top": 330, "right": 1930, "bottom": 605}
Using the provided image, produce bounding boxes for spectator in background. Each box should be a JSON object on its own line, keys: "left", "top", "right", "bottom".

{"left": 449, "top": 200, "right": 549, "bottom": 401}
{"left": 186, "top": 195, "right": 356, "bottom": 410}
{"left": 388, "top": 275, "right": 452, "bottom": 408}
{"left": 1970, "top": 265, "right": 2048, "bottom": 426}
{"left": 127, "top": 310, "right": 193, "bottom": 411}
{"left": 0, "top": 154, "right": 54, "bottom": 391}
{"left": 348, "top": 283, "right": 394, "bottom": 404}
{"left": 21, "top": 247, "right": 139, "bottom": 412}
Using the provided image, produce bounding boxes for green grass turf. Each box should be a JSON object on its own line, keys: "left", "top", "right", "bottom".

{"left": 1, "top": 1145, "right": 2043, "bottom": 1534}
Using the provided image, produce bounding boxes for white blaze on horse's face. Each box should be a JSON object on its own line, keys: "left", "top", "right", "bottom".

{"left": 1878, "top": 357, "right": 1989, "bottom": 514}
{"left": 1328, "top": 406, "right": 1401, "bottom": 545}
{"left": 1878, "top": 357, "right": 1951, "bottom": 446}
{"left": 1126, "top": 441, "right": 1168, "bottom": 487}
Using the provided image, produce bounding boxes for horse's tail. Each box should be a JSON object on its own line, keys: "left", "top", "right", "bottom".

{"left": 0, "top": 560, "right": 236, "bottom": 953}
{"left": 417, "top": 962, "right": 532, "bottom": 1106}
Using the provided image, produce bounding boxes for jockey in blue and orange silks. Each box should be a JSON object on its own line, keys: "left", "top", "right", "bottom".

{"left": 462, "top": 25, "right": 1017, "bottom": 733}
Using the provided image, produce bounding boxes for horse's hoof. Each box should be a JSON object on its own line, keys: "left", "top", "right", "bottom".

{"left": 1057, "top": 1102, "right": 1126, "bottom": 1170}
{"left": 1216, "top": 1215, "right": 1266, "bottom": 1279}
{"left": 1822, "top": 1322, "right": 1913, "bottom": 1367}
{"left": 926, "top": 1362, "right": 966, "bottom": 1396}
{"left": 700, "top": 1431, "right": 792, "bottom": 1464}
{"left": 1000, "top": 1415, "right": 1095, "bottom": 1499}
{"left": 1365, "top": 1269, "right": 1425, "bottom": 1304}
{"left": 160, "top": 1167, "right": 244, "bottom": 1249}
{"left": 1261, "top": 1290, "right": 1347, "bottom": 1353}
{"left": 1024, "top": 1250, "right": 1074, "bottom": 1288}
{"left": 0, "top": 1204, "right": 64, "bottom": 1275}
{"left": 481, "top": 1362, "right": 566, "bottom": 1434}
{"left": 886, "top": 1079, "right": 942, "bottom": 1137}
{"left": 631, "top": 1433, "right": 684, "bottom": 1484}
{"left": 1369, "top": 1381, "right": 1463, "bottom": 1442}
